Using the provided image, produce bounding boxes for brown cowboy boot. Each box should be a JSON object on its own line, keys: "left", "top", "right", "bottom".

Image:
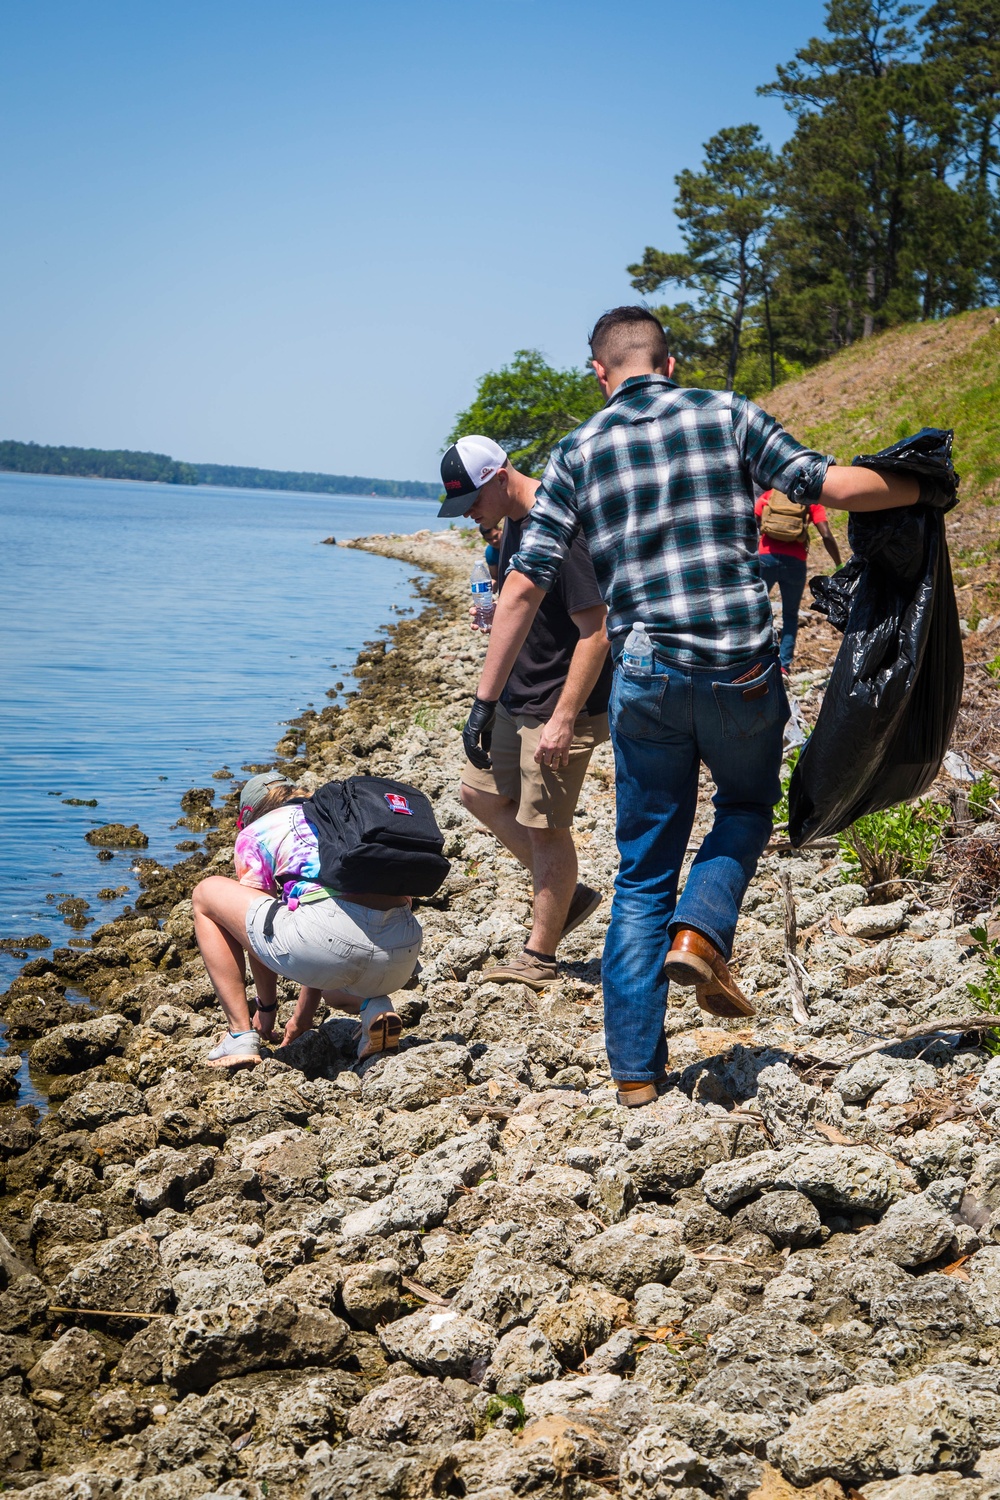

{"left": 662, "top": 929, "right": 756, "bottom": 1019}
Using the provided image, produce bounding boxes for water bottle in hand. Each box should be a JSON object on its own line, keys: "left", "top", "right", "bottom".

{"left": 622, "top": 620, "right": 653, "bottom": 673}
{"left": 471, "top": 561, "right": 496, "bottom": 633}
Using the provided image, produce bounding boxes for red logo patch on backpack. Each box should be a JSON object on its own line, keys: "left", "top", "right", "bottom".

{"left": 384, "top": 792, "right": 413, "bottom": 815}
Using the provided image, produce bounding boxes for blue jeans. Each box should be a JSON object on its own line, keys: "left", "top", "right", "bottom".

{"left": 601, "top": 652, "right": 789, "bottom": 1082}
{"left": 758, "top": 553, "right": 807, "bottom": 670}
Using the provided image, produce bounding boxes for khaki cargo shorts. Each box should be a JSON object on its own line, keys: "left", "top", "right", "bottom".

{"left": 461, "top": 702, "right": 609, "bottom": 829}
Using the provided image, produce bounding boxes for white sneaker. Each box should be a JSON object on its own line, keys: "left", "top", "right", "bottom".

{"left": 207, "top": 1029, "right": 261, "bottom": 1067}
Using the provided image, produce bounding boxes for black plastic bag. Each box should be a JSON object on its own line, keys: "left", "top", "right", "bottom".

{"left": 788, "top": 429, "right": 963, "bottom": 846}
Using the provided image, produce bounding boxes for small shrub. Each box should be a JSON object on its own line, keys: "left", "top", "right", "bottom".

{"left": 774, "top": 747, "right": 801, "bottom": 827}
{"left": 986, "top": 653, "right": 1000, "bottom": 680}
{"left": 970, "top": 772, "right": 998, "bottom": 822}
{"left": 838, "top": 799, "right": 949, "bottom": 901}
{"left": 966, "top": 923, "right": 1000, "bottom": 1056}
{"left": 483, "top": 1394, "right": 525, "bottom": 1431}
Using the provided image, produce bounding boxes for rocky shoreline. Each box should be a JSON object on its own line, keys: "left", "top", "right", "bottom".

{"left": 1, "top": 525, "right": 999, "bottom": 1499}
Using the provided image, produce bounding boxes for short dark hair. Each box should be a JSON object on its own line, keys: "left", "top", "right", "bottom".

{"left": 589, "top": 306, "right": 669, "bottom": 372}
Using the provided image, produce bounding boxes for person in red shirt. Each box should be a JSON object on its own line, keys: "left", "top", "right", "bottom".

{"left": 755, "top": 491, "right": 842, "bottom": 674}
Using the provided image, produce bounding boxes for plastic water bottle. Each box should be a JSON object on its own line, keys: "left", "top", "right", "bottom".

{"left": 471, "top": 561, "right": 496, "bottom": 633}
{"left": 622, "top": 621, "right": 653, "bottom": 673}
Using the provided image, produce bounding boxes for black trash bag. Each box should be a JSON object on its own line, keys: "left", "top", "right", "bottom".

{"left": 788, "top": 429, "right": 963, "bottom": 846}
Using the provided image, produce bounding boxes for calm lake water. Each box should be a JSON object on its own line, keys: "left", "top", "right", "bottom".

{"left": 0, "top": 473, "right": 450, "bottom": 1012}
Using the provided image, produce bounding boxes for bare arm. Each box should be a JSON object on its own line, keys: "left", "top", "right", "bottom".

{"left": 820, "top": 466, "right": 919, "bottom": 512}
{"left": 535, "top": 604, "right": 610, "bottom": 769}
{"left": 475, "top": 570, "right": 546, "bottom": 702}
{"left": 815, "top": 519, "right": 842, "bottom": 568}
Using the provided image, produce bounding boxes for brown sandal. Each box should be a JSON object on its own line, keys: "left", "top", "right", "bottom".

{"left": 356, "top": 1010, "right": 402, "bottom": 1062}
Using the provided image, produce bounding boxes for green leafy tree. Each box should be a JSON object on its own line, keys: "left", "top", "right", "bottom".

{"left": 447, "top": 349, "right": 604, "bottom": 477}
{"left": 628, "top": 125, "right": 779, "bottom": 390}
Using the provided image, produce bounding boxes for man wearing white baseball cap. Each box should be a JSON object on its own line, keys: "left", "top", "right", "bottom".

{"left": 438, "top": 435, "right": 611, "bottom": 989}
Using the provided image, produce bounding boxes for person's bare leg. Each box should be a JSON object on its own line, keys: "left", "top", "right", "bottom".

{"left": 526, "top": 825, "right": 578, "bottom": 954}
{"left": 460, "top": 784, "right": 535, "bottom": 871}
{"left": 192, "top": 876, "right": 272, "bottom": 1036}
{"left": 247, "top": 952, "right": 281, "bottom": 1040}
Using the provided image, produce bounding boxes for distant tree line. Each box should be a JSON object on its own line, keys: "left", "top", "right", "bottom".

{"left": 0, "top": 441, "right": 439, "bottom": 499}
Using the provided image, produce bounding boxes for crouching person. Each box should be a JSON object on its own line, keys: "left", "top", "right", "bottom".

{"left": 193, "top": 771, "right": 425, "bottom": 1067}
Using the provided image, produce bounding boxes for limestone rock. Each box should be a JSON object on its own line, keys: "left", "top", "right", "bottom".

{"left": 360, "top": 1041, "right": 473, "bottom": 1111}
{"left": 30, "top": 1014, "right": 131, "bottom": 1075}
{"left": 27, "top": 1327, "right": 106, "bottom": 1393}
{"left": 57, "top": 1079, "right": 147, "bottom": 1129}
{"left": 568, "top": 1215, "right": 685, "bottom": 1298}
{"left": 347, "top": 1373, "right": 473, "bottom": 1443}
{"left": 161, "top": 1293, "right": 351, "bottom": 1391}
{"left": 452, "top": 1248, "right": 569, "bottom": 1332}
{"left": 702, "top": 1144, "right": 901, "bottom": 1214}
{"left": 619, "top": 1428, "right": 710, "bottom": 1498}
{"left": 0, "top": 1390, "right": 40, "bottom": 1472}
{"left": 377, "top": 1307, "right": 497, "bottom": 1380}
{"left": 733, "top": 1190, "right": 821, "bottom": 1248}
{"left": 482, "top": 1324, "right": 561, "bottom": 1395}
{"left": 769, "top": 1376, "right": 978, "bottom": 1487}
{"left": 341, "top": 1258, "right": 402, "bottom": 1330}
{"left": 55, "top": 1226, "right": 172, "bottom": 1313}
{"left": 840, "top": 900, "right": 909, "bottom": 938}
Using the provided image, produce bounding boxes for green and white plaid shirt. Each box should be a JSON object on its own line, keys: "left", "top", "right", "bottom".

{"left": 509, "top": 375, "right": 832, "bottom": 668}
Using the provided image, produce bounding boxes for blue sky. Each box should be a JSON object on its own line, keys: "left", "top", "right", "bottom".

{"left": 0, "top": 0, "right": 828, "bottom": 483}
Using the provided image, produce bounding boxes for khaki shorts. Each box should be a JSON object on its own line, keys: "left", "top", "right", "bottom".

{"left": 246, "top": 894, "right": 422, "bottom": 995}
{"left": 461, "top": 703, "right": 609, "bottom": 829}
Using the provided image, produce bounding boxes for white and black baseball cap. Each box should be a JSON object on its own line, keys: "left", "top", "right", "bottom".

{"left": 438, "top": 436, "right": 508, "bottom": 517}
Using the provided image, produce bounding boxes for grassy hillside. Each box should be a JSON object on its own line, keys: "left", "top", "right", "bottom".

{"left": 764, "top": 307, "right": 1000, "bottom": 778}
{"left": 764, "top": 306, "right": 1000, "bottom": 508}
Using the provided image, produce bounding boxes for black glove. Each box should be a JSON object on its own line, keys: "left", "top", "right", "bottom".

{"left": 463, "top": 697, "right": 498, "bottom": 770}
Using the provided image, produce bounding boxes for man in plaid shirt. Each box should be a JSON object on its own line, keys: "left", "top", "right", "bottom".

{"left": 464, "top": 307, "right": 919, "bottom": 1106}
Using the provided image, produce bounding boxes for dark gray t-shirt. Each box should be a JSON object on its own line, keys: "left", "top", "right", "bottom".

{"left": 498, "top": 515, "right": 612, "bottom": 721}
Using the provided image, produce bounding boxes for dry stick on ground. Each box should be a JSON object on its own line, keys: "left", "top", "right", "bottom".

{"left": 48, "top": 1305, "right": 171, "bottom": 1321}
{"left": 780, "top": 868, "right": 811, "bottom": 1025}
{"left": 832, "top": 1014, "right": 1000, "bottom": 1066}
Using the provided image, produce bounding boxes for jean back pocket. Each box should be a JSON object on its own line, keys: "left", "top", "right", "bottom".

{"left": 712, "top": 661, "right": 788, "bottom": 739}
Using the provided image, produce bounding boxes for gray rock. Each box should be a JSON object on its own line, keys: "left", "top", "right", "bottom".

{"left": 633, "top": 1283, "right": 689, "bottom": 1327}
{"left": 452, "top": 1248, "right": 569, "bottom": 1332}
{"left": 626, "top": 1122, "right": 737, "bottom": 1192}
{"left": 569, "top": 1214, "right": 684, "bottom": 1298}
{"left": 530, "top": 1282, "right": 630, "bottom": 1365}
{"left": 970, "top": 1055, "right": 1000, "bottom": 1108}
{"left": 88, "top": 1385, "right": 151, "bottom": 1438}
{"left": 841, "top": 899, "right": 909, "bottom": 938}
{"left": 347, "top": 1373, "right": 472, "bottom": 1443}
{"left": 769, "top": 1375, "right": 978, "bottom": 1486}
{"left": 691, "top": 1314, "right": 851, "bottom": 1417}
{"left": 129, "top": 1145, "right": 216, "bottom": 1215}
{"left": 0, "top": 1390, "right": 40, "bottom": 1472}
{"left": 869, "top": 1273, "right": 973, "bottom": 1335}
{"left": 161, "top": 1293, "right": 351, "bottom": 1391}
{"left": 702, "top": 1143, "right": 901, "bottom": 1213}
{"left": 377, "top": 1307, "right": 496, "bottom": 1380}
{"left": 732, "top": 1190, "right": 821, "bottom": 1248}
{"left": 341, "top": 1258, "right": 401, "bottom": 1330}
{"left": 753, "top": 1062, "right": 850, "bottom": 1149}
{"left": 57, "top": 1079, "right": 147, "bottom": 1129}
{"left": 302, "top": 1440, "right": 448, "bottom": 1500}
{"left": 619, "top": 1429, "right": 709, "bottom": 1499}
{"left": 55, "top": 1227, "right": 173, "bottom": 1313}
{"left": 360, "top": 1041, "right": 473, "bottom": 1111}
{"left": 863, "top": 1197, "right": 957, "bottom": 1268}
{"left": 966, "top": 1245, "right": 1000, "bottom": 1325}
{"left": 29, "top": 1013, "right": 130, "bottom": 1074}
{"left": 27, "top": 1327, "right": 106, "bottom": 1393}
{"left": 482, "top": 1325, "right": 561, "bottom": 1395}
{"left": 898, "top": 1126, "right": 976, "bottom": 1187}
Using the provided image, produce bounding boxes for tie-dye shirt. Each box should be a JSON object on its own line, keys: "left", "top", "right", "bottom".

{"left": 234, "top": 803, "right": 325, "bottom": 904}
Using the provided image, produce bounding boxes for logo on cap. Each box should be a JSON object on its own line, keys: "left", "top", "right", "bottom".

{"left": 384, "top": 792, "right": 413, "bottom": 815}
{"left": 479, "top": 467, "right": 495, "bottom": 482}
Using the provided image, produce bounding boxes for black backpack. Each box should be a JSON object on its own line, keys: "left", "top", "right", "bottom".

{"left": 301, "top": 776, "right": 450, "bottom": 897}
